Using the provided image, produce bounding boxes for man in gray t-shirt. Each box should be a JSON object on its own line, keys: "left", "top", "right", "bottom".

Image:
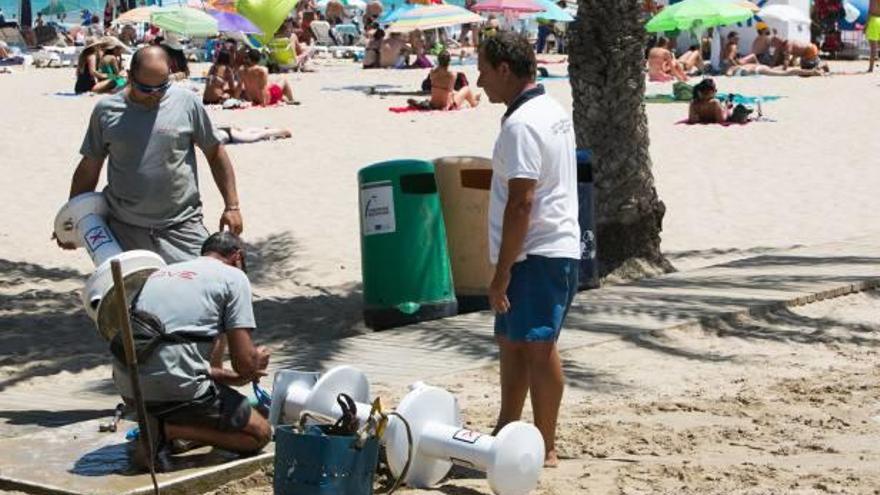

{"left": 113, "top": 232, "right": 271, "bottom": 464}
{"left": 56, "top": 46, "right": 244, "bottom": 263}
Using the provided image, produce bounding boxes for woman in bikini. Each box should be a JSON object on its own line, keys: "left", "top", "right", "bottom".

{"left": 427, "top": 50, "right": 480, "bottom": 110}
{"left": 203, "top": 50, "right": 239, "bottom": 104}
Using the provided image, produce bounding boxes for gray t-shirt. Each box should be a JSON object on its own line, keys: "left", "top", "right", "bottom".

{"left": 80, "top": 86, "right": 222, "bottom": 228}
{"left": 113, "top": 256, "right": 256, "bottom": 402}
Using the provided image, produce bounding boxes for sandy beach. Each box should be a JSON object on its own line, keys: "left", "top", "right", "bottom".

{"left": 3, "top": 56, "right": 880, "bottom": 494}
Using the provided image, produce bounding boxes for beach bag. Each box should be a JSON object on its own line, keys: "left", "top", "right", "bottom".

{"left": 672, "top": 81, "right": 693, "bottom": 101}
{"left": 727, "top": 104, "right": 753, "bottom": 124}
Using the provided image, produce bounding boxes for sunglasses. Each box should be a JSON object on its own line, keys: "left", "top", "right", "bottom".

{"left": 131, "top": 78, "right": 171, "bottom": 95}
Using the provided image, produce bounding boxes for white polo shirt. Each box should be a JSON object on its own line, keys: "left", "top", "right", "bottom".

{"left": 489, "top": 86, "right": 580, "bottom": 265}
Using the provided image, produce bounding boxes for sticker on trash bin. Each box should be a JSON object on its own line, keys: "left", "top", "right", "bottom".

{"left": 361, "top": 181, "right": 396, "bottom": 236}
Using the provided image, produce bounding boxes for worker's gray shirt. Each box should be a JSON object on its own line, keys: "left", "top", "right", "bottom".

{"left": 80, "top": 86, "right": 222, "bottom": 228}
{"left": 113, "top": 256, "right": 256, "bottom": 402}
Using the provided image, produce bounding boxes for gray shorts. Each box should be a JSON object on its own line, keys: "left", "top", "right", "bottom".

{"left": 108, "top": 215, "right": 209, "bottom": 264}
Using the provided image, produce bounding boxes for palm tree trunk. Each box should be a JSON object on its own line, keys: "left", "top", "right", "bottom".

{"left": 567, "top": 0, "right": 672, "bottom": 280}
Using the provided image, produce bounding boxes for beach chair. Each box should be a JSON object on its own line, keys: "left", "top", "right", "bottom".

{"left": 0, "top": 27, "right": 28, "bottom": 50}
{"left": 310, "top": 20, "right": 336, "bottom": 47}
{"left": 306, "top": 20, "right": 364, "bottom": 58}
{"left": 267, "top": 38, "right": 300, "bottom": 72}
{"left": 34, "top": 25, "right": 60, "bottom": 46}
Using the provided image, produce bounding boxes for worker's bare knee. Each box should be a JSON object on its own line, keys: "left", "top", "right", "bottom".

{"left": 248, "top": 411, "right": 272, "bottom": 447}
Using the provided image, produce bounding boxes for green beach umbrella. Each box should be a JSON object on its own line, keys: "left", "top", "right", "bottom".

{"left": 151, "top": 6, "right": 219, "bottom": 37}
{"left": 38, "top": 0, "right": 76, "bottom": 16}
{"left": 645, "top": 0, "right": 754, "bottom": 33}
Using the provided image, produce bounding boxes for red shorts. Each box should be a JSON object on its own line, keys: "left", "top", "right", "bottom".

{"left": 267, "top": 83, "right": 283, "bottom": 105}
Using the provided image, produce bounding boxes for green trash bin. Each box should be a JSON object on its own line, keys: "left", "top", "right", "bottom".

{"left": 358, "top": 159, "right": 458, "bottom": 330}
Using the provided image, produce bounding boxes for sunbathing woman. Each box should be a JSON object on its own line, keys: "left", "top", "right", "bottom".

{"left": 688, "top": 78, "right": 726, "bottom": 124}
{"left": 216, "top": 126, "right": 292, "bottom": 144}
{"left": 74, "top": 39, "right": 116, "bottom": 94}
{"left": 203, "top": 50, "right": 239, "bottom": 105}
{"left": 726, "top": 63, "right": 823, "bottom": 77}
{"left": 425, "top": 50, "right": 479, "bottom": 110}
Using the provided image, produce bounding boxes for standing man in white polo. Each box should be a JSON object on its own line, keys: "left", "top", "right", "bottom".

{"left": 477, "top": 31, "right": 580, "bottom": 467}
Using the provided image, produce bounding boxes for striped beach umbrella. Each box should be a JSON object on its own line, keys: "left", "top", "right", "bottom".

{"left": 470, "top": 0, "right": 545, "bottom": 14}
{"left": 386, "top": 3, "right": 482, "bottom": 33}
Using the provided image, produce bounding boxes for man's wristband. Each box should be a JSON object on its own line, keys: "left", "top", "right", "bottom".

{"left": 224, "top": 204, "right": 240, "bottom": 212}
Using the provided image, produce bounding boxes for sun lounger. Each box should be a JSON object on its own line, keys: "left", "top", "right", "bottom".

{"left": 309, "top": 21, "right": 363, "bottom": 58}
{"left": 0, "top": 27, "right": 27, "bottom": 50}
{"left": 34, "top": 25, "right": 61, "bottom": 46}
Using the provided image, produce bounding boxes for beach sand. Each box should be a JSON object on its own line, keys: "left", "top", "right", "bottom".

{"left": 2, "top": 57, "right": 880, "bottom": 493}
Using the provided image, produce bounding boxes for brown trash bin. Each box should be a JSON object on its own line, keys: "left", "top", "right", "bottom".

{"left": 434, "top": 156, "right": 494, "bottom": 312}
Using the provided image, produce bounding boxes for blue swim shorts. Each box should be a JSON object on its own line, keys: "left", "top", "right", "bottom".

{"left": 494, "top": 255, "right": 579, "bottom": 343}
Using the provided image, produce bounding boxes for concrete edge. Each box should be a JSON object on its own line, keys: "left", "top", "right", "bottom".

{"left": 419, "top": 277, "right": 880, "bottom": 382}
{"left": 0, "top": 452, "right": 273, "bottom": 495}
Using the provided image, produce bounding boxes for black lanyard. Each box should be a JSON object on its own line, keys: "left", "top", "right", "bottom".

{"left": 502, "top": 84, "right": 546, "bottom": 121}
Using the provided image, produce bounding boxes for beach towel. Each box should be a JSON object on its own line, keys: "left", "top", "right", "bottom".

{"left": 675, "top": 118, "right": 751, "bottom": 126}
{"left": 389, "top": 105, "right": 432, "bottom": 113}
{"left": 536, "top": 58, "right": 567, "bottom": 64}
{"left": 647, "top": 93, "right": 782, "bottom": 105}
{"left": 388, "top": 104, "right": 469, "bottom": 113}
{"left": 538, "top": 74, "right": 569, "bottom": 81}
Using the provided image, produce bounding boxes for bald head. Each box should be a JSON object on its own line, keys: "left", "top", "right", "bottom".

{"left": 131, "top": 46, "right": 170, "bottom": 86}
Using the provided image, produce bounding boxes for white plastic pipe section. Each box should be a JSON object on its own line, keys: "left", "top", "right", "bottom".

{"left": 55, "top": 192, "right": 123, "bottom": 266}
{"left": 270, "top": 367, "right": 545, "bottom": 495}
{"left": 53, "top": 192, "right": 165, "bottom": 337}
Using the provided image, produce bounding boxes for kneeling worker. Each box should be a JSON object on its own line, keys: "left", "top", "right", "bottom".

{"left": 111, "top": 231, "right": 271, "bottom": 467}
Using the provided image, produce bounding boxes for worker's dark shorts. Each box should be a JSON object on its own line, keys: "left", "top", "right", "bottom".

{"left": 146, "top": 384, "right": 252, "bottom": 433}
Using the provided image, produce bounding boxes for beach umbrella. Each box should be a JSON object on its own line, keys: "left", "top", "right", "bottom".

{"left": 207, "top": 9, "right": 263, "bottom": 33}
{"left": 113, "top": 5, "right": 158, "bottom": 23}
{"left": 151, "top": 6, "right": 219, "bottom": 36}
{"left": 237, "top": 0, "right": 298, "bottom": 44}
{"left": 528, "top": 0, "right": 573, "bottom": 22}
{"left": 38, "top": 0, "right": 84, "bottom": 16}
{"left": 386, "top": 3, "right": 482, "bottom": 32}
{"left": 317, "top": 0, "right": 367, "bottom": 10}
{"left": 204, "top": 0, "right": 238, "bottom": 12}
{"left": 757, "top": 4, "right": 810, "bottom": 24}
{"left": 470, "top": 0, "right": 545, "bottom": 14}
{"left": 721, "top": 0, "right": 760, "bottom": 13}
{"left": 645, "top": 0, "right": 754, "bottom": 33}
{"left": 378, "top": 2, "right": 415, "bottom": 23}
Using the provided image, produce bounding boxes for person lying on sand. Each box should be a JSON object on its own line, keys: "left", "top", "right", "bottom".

{"left": 726, "top": 62, "right": 823, "bottom": 77}
{"left": 216, "top": 126, "right": 292, "bottom": 144}
{"left": 647, "top": 37, "right": 687, "bottom": 82}
{"left": 238, "top": 49, "right": 297, "bottom": 106}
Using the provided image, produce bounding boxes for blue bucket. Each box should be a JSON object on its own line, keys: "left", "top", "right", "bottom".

{"left": 274, "top": 425, "right": 380, "bottom": 495}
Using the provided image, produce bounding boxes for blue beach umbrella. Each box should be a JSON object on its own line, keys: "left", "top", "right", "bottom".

{"left": 527, "top": 0, "right": 572, "bottom": 22}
